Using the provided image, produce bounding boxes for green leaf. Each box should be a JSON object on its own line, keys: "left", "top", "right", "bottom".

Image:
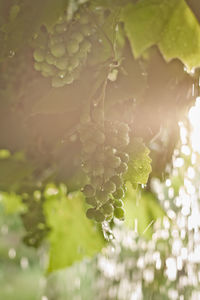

{"left": 124, "top": 138, "right": 152, "bottom": 189}
{"left": 158, "top": 0, "right": 200, "bottom": 70}
{"left": 122, "top": 0, "right": 200, "bottom": 70}
{"left": 124, "top": 182, "right": 165, "bottom": 238}
{"left": 43, "top": 190, "right": 106, "bottom": 272}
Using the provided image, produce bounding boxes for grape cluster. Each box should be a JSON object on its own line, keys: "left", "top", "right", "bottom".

{"left": 33, "top": 10, "right": 95, "bottom": 87}
{"left": 79, "top": 106, "right": 130, "bottom": 223}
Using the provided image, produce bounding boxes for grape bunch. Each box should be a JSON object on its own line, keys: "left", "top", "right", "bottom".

{"left": 79, "top": 105, "right": 130, "bottom": 223}
{"left": 33, "top": 9, "right": 96, "bottom": 87}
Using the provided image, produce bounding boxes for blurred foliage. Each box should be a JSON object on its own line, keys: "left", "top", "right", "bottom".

{"left": 0, "top": 202, "right": 44, "bottom": 300}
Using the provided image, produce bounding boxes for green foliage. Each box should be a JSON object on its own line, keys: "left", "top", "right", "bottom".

{"left": 43, "top": 185, "right": 106, "bottom": 272}
{"left": 0, "top": 192, "right": 25, "bottom": 214}
{"left": 122, "top": 0, "right": 200, "bottom": 70}
{"left": 124, "top": 182, "right": 165, "bottom": 239}
{"left": 124, "top": 138, "right": 152, "bottom": 189}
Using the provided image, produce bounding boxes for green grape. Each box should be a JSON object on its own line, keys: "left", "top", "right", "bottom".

{"left": 86, "top": 197, "right": 97, "bottom": 207}
{"left": 58, "top": 70, "right": 66, "bottom": 78}
{"left": 116, "top": 162, "right": 128, "bottom": 174}
{"left": 51, "top": 44, "right": 66, "bottom": 58}
{"left": 64, "top": 73, "right": 74, "bottom": 84}
{"left": 114, "top": 207, "right": 125, "bottom": 220}
{"left": 113, "top": 187, "right": 124, "bottom": 199}
{"left": 86, "top": 208, "right": 96, "bottom": 219}
{"left": 101, "top": 203, "right": 114, "bottom": 216}
{"left": 55, "top": 57, "right": 69, "bottom": 70}
{"left": 33, "top": 48, "right": 45, "bottom": 62}
{"left": 107, "top": 155, "right": 121, "bottom": 169}
{"left": 82, "top": 184, "right": 95, "bottom": 197}
{"left": 103, "top": 181, "right": 116, "bottom": 193}
{"left": 106, "top": 214, "right": 113, "bottom": 222}
{"left": 114, "top": 199, "right": 124, "bottom": 208}
{"left": 110, "top": 175, "right": 123, "bottom": 188}
{"left": 67, "top": 40, "right": 79, "bottom": 54}
{"left": 96, "top": 190, "right": 109, "bottom": 204}
{"left": 46, "top": 53, "right": 56, "bottom": 65}
{"left": 68, "top": 56, "right": 79, "bottom": 70}
{"left": 41, "top": 62, "right": 55, "bottom": 75}
{"left": 94, "top": 209, "right": 105, "bottom": 222}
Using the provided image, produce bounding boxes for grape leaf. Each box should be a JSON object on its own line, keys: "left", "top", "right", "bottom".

{"left": 43, "top": 190, "right": 106, "bottom": 272}
{"left": 124, "top": 182, "right": 165, "bottom": 239}
{"left": 158, "top": 0, "right": 200, "bottom": 71}
{"left": 121, "top": 0, "right": 200, "bottom": 70}
{"left": 124, "top": 138, "right": 152, "bottom": 189}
